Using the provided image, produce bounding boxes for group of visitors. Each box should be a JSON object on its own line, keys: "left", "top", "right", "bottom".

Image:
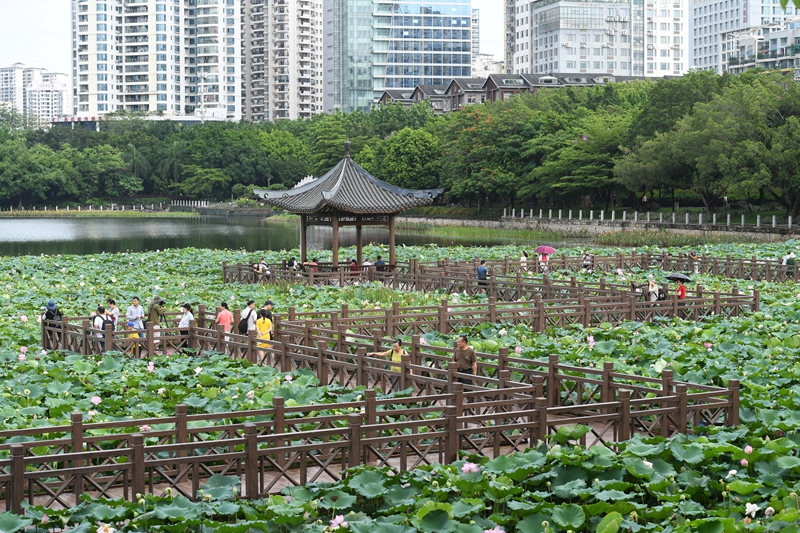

{"left": 251, "top": 256, "right": 388, "bottom": 279}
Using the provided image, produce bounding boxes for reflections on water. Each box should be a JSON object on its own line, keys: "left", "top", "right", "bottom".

{"left": 0, "top": 216, "right": 526, "bottom": 256}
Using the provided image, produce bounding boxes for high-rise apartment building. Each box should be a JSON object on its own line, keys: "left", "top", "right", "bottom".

{"left": 0, "top": 63, "right": 71, "bottom": 124}
{"left": 725, "top": 20, "right": 800, "bottom": 78}
{"left": 324, "top": 0, "right": 473, "bottom": 114}
{"left": 472, "top": 8, "right": 481, "bottom": 60}
{"left": 241, "top": 0, "right": 323, "bottom": 121}
{"left": 691, "top": 0, "right": 798, "bottom": 73}
{"left": 71, "top": 0, "right": 240, "bottom": 120}
{"left": 505, "top": 0, "right": 516, "bottom": 72}
{"left": 513, "top": 0, "right": 689, "bottom": 78}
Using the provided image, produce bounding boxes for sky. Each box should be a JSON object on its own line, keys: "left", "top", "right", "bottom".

{"left": 0, "top": 0, "right": 504, "bottom": 74}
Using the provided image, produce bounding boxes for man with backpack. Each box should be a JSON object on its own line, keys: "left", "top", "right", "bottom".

{"left": 238, "top": 300, "right": 257, "bottom": 335}
{"left": 92, "top": 305, "right": 115, "bottom": 352}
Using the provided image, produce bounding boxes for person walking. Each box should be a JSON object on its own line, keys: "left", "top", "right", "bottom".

{"left": 92, "top": 305, "right": 113, "bottom": 352}
{"left": 240, "top": 300, "right": 257, "bottom": 334}
{"left": 369, "top": 339, "right": 407, "bottom": 390}
{"left": 520, "top": 251, "right": 528, "bottom": 273}
{"left": 477, "top": 260, "right": 489, "bottom": 293}
{"left": 582, "top": 250, "right": 593, "bottom": 272}
{"left": 126, "top": 297, "right": 145, "bottom": 330}
{"left": 676, "top": 279, "right": 687, "bottom": 300}
{"left": 453, "top": 335, "right": 477, "bottom": 386}
{"left": 216, "top": 301, "right": 233, "bottom": 333}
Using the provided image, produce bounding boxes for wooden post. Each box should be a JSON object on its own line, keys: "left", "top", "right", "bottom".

{"left": 601, "top": 361, "right": 614, "bottom": 405}
{"left": 71, "top": 412, "right": 84, "bottom": 499}
{"left": 389, "top": 214, "right": 396, "bottom": 267}
{"left": 10, "top": 445, "right": 24, "bottom": 513}
{"left": 676, "top": 384, "right": 687, "bottom": 435}
{"left": 131, "top": 433, "right": 145, "bottom": 500}
{"left": 273, "top": 397, "right": 285, "bottom": 468}
{"left": 534, "top": 397, "right": 548, "bottom": 443}
{"left": 444, "top": 406, "right": 459, "bottom": 464}
{"left": 498, "top": 347, "right": 508, "bottom": 372}
{"left": 356, "top": 224, "right": 363, "bottom": 265}
{"left": 300, "top": 214, "right": 307, "bottom": 263}
{"left": 727, "top": 379, "right": 740, "bottom": 426}
{"left": 357, "top": 347, "right": 367, "bottom": 387}
{"left": 619, "top": 390, "right": 631, "bottom": 441}
{"left": 438, "top": 299, "right": 448, "bottom": 334}
{"left": 244, "top": 424, "right": 259, "bottom": 499}
{"left": 547, "top": 354, "right": 559, "bottom": 407}
{"left": 348, "top": 414, "right": 363, "bottom": 469}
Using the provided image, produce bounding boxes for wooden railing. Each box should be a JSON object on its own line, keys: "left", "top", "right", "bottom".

{"left": 7, "top": 328, "right": 738, "bottom": 512}
{"left": 41, "top": 284, "right": 757, "bottom": 358}
{"left": 224, "top": 251, "right": 800, "bottom": 286}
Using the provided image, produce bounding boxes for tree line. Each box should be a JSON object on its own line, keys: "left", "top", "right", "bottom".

{"left": 2, "top": 70, "right": 800, "bottom": 215}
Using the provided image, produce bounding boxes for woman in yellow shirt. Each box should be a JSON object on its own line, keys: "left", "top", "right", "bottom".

{"left": 369, "top": 339, "right": 407, "bottom": 391}
{"left": 255, "top": 309, "right": 273, "bottom": 363}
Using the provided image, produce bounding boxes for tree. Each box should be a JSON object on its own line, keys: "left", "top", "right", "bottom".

{"left": 440, "top": 100, "right": 538, "bottom": 209}
{"left": 379, "top": 128, "right": 441, "bottom": 189}
{"left": 124, "top": 143, "right": 151, "bottom": 185}
{"left": 0, "top": 139, "right": 79, "bottom": 207}
{"left": 180, "top": 165, "right": 231, "bottom": 200}
{"left": 524, "top": 109, "right": 632, "bottom": 209}
{"left": 307, "top": 114, "right": 347, "bottom": 175}
{"left": 157, "top": 139, "right": 188, "bottom": 193}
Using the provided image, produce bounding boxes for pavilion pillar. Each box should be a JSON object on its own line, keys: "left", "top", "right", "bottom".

{"left": 389, "top": 214, "right": 396, "bottom": 267}
{"left": 332, "top": 213, "right": 340, "bottom": 267}
{"left": 300, "top": 215, "right": 308, "bottom": 263}
{"left": 356, "top": 224, "right": 363, "bottom": 265}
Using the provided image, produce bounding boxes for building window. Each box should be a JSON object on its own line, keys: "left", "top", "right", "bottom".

{"left": 98, "top": 104, "right": 108, "bottom": 111}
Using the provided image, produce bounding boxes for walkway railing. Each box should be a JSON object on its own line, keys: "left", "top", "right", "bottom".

{"left": 12, "top": 328, "right": 738, "bottom": 512}
{"left": 224, "top": 252, "right": 799, "bottom": 288}
{"left": 41, "top": 284, "right": 757, "bottom": 358}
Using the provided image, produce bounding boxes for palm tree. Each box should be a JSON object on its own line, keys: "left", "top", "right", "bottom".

{"left": 124, "top": 143, "right": 151, "bottom": 182}
{"left": 157, "top": 140, "right": 187, "bottom": 193}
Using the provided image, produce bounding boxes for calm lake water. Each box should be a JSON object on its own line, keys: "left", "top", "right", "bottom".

{"left": 0, "top": 217, "right": 528, "bottom": 256}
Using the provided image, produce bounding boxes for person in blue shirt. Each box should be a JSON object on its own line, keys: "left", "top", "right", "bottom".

{"left": 477, "top": 260, "right": 488, "bottom": 293}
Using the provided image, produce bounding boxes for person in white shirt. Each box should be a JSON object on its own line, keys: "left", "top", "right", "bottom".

{"left": 178, "top": 303, "right": 194, "bottom": 349}
{"left": 126, "top": 297, "right": 145, "bottom": 329}
{"left": 241, "top": 300, "right": 257, "bottom": 332}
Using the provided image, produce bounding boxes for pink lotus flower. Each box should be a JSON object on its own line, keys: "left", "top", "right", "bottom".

{"left": 330, "top": 515, "right": 348, "bottom": 528}
{"left": 587, "top": 335, "right": 595, "bottom": 351}
{"left": 285, "top": 375, "right": 293, "bottom": 383}
{"left": 703, "top": 342, "right": 713, "bottom": 351}
{"left": 20, "top": 315, "right": 28, "bottom": 323}
{"left": 420, "top": 338, "right": 428, "bottom": 345}
{"left": 741, "top": 458, "right": 748, "bottom": 467}
{"left": 515, "top": 346, "right": 522, "bottom": 354}
{"left": 41, "top": 514, "right": 49, "bottom": 524}
{"left": 18, "top": 353, "right": 26, "bottom": 362}
{"left": 246, "top": 390, "right": 255, "bottom": 400}
{"left": 461, "top": 462, "right": 480, "bottom": 474}
{"left": 744, "top": 445, "right": 753, "bottom": 454}
{"left": 19, "top": 346, "right": 27, "bottom": 354}
{"left": 40, "top": 350, "right": 47, "bottom": 355}
{"left": 139, "top": 425, "right": 152, "bottom": 432}
{"left": 146, "top": 361, "right": 155, "bottom": 373}
{"left": 484, "top": 527, "right": 505, "bottom": 533}
{"left": 90, "top": 396, "right": 102, "bottom": 406}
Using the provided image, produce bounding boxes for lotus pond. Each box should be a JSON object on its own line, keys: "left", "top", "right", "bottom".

{"left": 1, "top": 242, "right": 800, "bottom": 531}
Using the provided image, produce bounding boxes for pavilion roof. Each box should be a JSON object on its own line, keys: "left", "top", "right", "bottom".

{"left": 255, "top": 142, "right": 443, "bottom": 215}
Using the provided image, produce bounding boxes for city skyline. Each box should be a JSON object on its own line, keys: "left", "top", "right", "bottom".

{"left": 0, "top": 0, "right": 504, "bottom": 75}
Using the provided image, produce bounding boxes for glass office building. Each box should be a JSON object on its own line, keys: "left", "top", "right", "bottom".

{"left": 324, "top": 0, "right": 472, "bottom": 113}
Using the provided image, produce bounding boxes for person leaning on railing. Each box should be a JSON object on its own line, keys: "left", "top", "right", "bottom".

{"left": 369, "top": 339, "right": 407, "bottom": 390}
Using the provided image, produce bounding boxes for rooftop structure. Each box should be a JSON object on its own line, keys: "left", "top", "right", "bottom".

{"left": 255, "top": 142, "right": 442, "bottom": 267}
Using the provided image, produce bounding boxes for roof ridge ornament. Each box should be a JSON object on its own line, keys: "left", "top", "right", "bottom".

{"left": 344, "top": 141, "right": 351, "bottom": 158}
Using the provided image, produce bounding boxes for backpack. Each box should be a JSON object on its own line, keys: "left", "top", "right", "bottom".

{"left": 237, "top": 309, "right": 252, "bottom": 334}
{"left": 657, "top": 289, "right": 666, "bottom": 301}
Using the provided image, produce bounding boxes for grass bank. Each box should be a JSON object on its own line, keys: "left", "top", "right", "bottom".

{"left": 395, "top": 220, "right": 585, "bottom": 243}
{"left": 0, "top": 210, "right": 199, "bottom": 219}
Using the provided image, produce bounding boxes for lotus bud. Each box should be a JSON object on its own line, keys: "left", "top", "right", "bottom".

{"left": 765, "top": 507, "right": 775, "bottom": 517}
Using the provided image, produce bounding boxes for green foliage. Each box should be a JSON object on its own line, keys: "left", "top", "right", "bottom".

{"left": 180, "top": 165, "right": 231, "bottom": 200}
